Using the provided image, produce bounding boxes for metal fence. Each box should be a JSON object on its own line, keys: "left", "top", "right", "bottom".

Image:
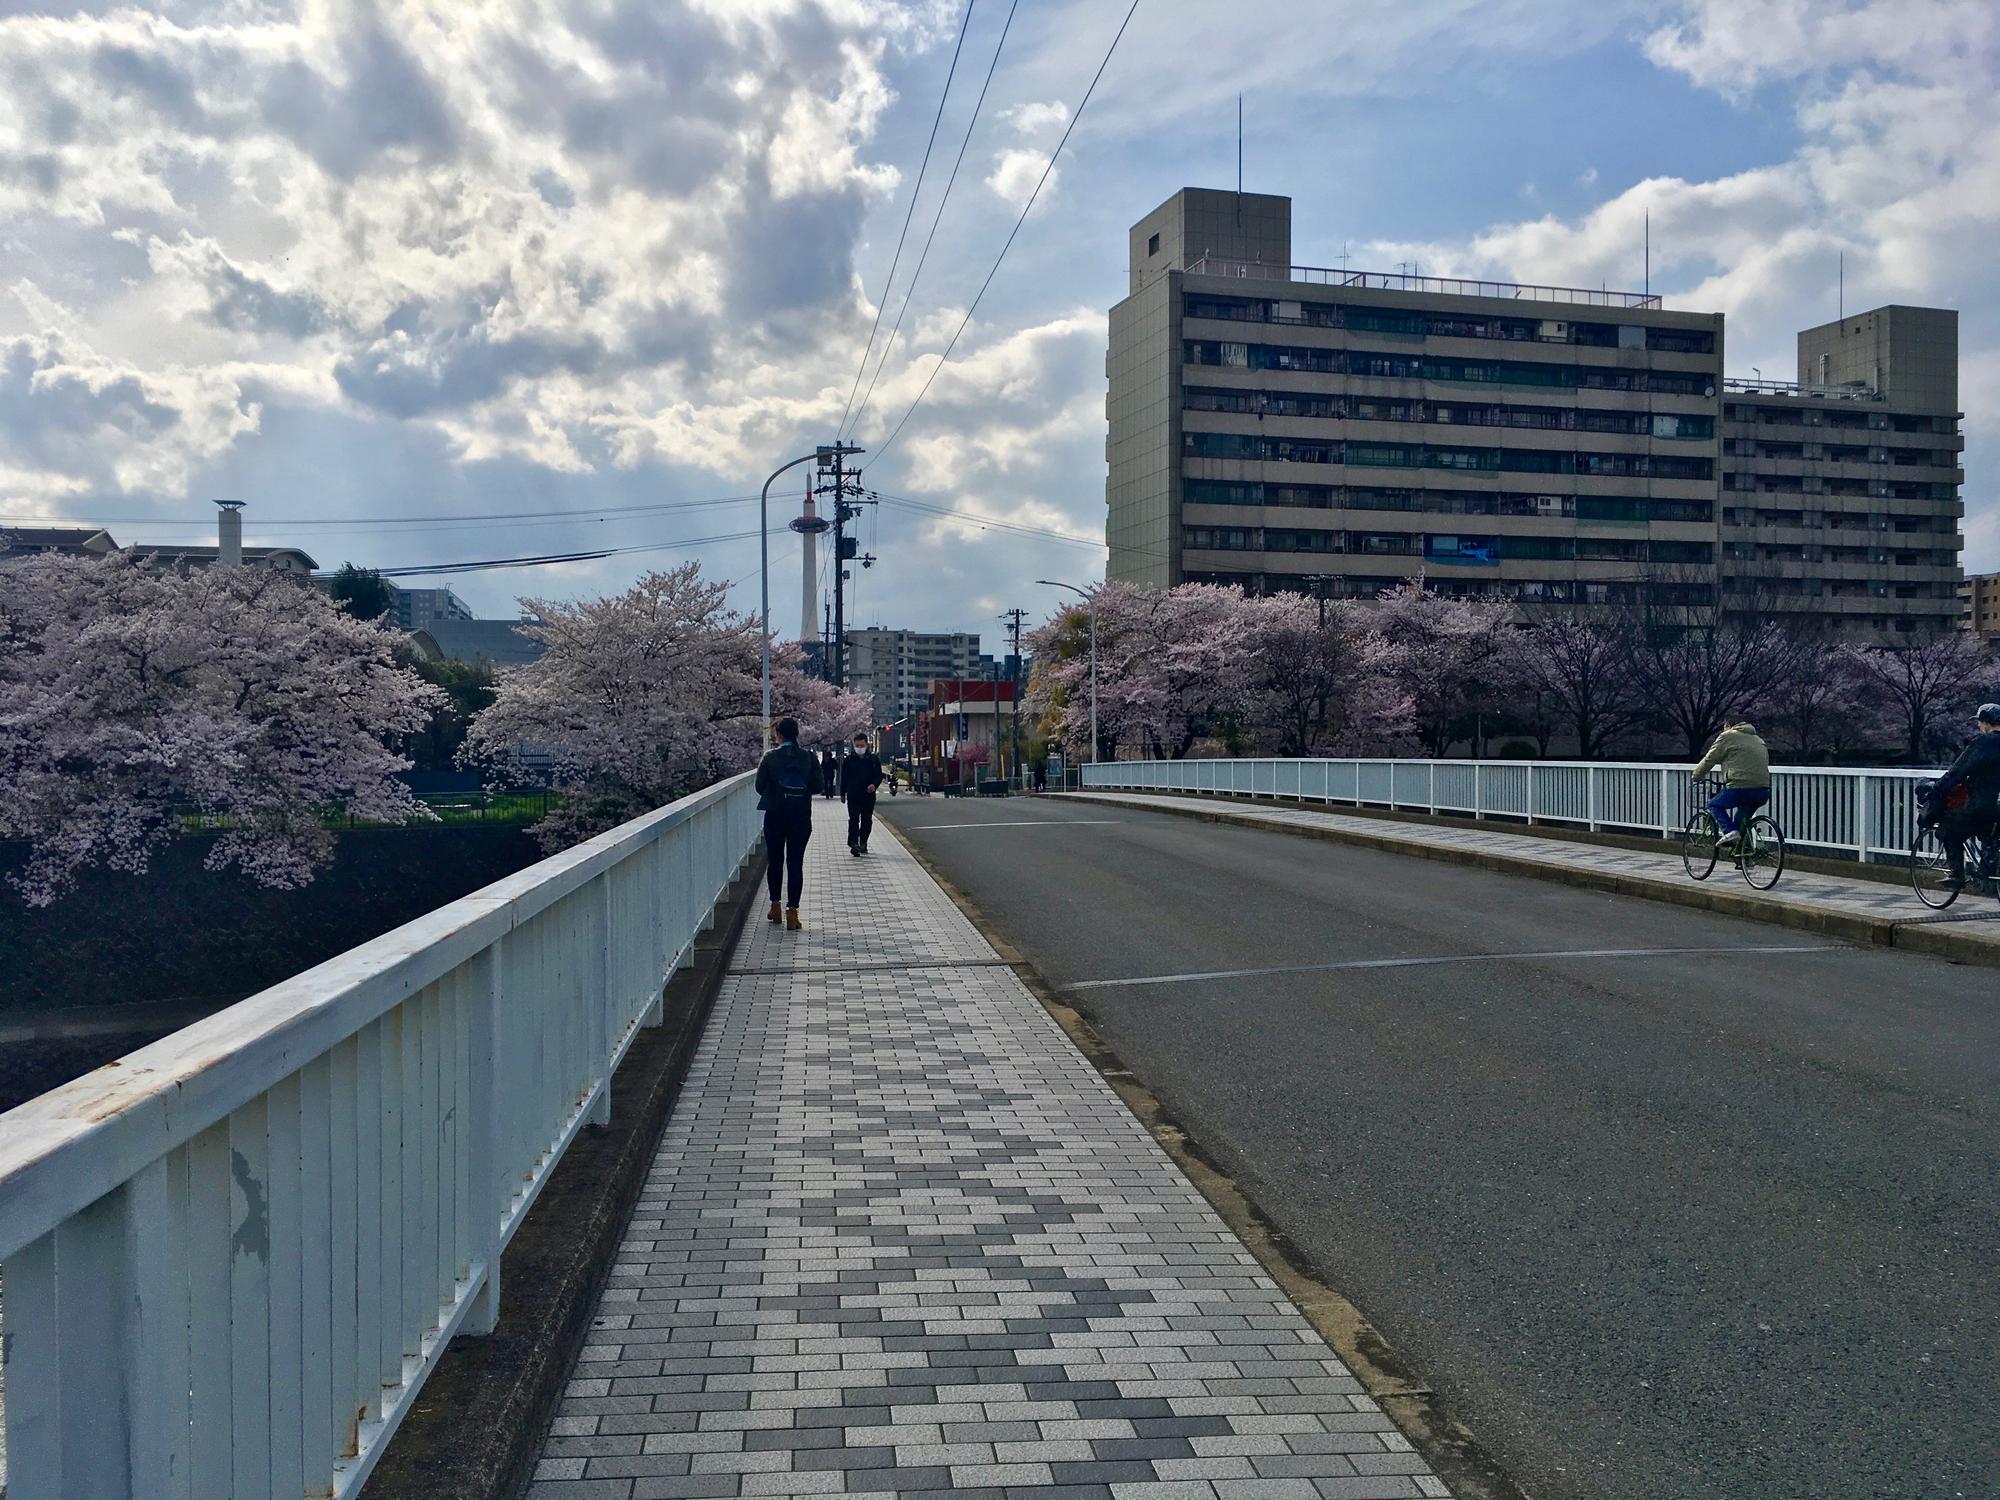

{"left": 0, "top": 771, "right": 761, "bottom": 1500}
{"left": 1080, "top": 758, "right": 1941, "bottom": 863}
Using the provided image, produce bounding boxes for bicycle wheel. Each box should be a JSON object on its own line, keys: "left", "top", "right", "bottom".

{"left": 1681, "top": 811, "right": 1720, "bottom": 881}
{"left": 1909, "top": 826, "right": 1960, "bottom": 910}
{"left": 1740, "top": 814, "right": 1785, "bottom": 890}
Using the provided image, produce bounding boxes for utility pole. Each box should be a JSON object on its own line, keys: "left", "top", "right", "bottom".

{"left": 1000, "top": 606, "right": 1028, "bottom": 782}
{"left": 830, "top": 448, "right": 848, "bottom": 688}
{"left": 826, "top": 453, "right": 875, "bottom": 690}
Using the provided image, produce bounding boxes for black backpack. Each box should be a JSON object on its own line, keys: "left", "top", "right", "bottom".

{"left": 774, "top": 751, "right": 815, "bottom": 806}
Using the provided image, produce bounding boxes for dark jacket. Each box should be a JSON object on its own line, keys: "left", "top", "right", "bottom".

{"left": 839, "top": 751, "right": 883, "bottom": 801}
{"left": 756, "top": 742, "right": 822, "bottom": 814}
{"left": 1930, "top": 731, "right": 2000, "bottom": 816}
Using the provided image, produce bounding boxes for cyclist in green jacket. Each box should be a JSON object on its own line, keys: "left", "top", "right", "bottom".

{"left": 1693, "top": 721, "right": 1772, "bottom": 849}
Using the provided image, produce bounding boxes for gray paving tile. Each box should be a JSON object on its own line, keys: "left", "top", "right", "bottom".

{"left": 526, "top": 801, "right": 1452, "bottom": 1497}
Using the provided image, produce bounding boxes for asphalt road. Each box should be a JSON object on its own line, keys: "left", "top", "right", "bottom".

{"left": 878, "top": 794, "right": 2000, "bottom": 1500}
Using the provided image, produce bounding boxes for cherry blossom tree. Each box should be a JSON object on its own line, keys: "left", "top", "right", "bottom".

{"left": 1847, "top": 632, "right": 1998, "bottom": 763}
{"left": 1514, "top": 611, "right": 1644, "bottom": 760}
{"left": 463, "top": 562, "right": 871, "bottom": 848}
{"left": 1372, "top": 584, "right": 1523, "bottom": 756}
{"left": 1242, "top": 593, "right": 1412, "bottom": 755}
{"left": 0, "top": 553, "right": 443, "bottom": 905}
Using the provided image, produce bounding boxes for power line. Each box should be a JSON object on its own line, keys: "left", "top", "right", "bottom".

{"left": 845, "top": 0, "right": 1020, "bottom": 442}
{"left": 836, "top": 0, "right": 977, "bottom": 438}
{"left": 869, "top": 0, "right": 1140, "bottom": 468}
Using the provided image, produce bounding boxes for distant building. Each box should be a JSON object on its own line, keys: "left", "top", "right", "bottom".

{"left": 0, "top": 523, "right": 318, "bottom": 575}
{"left": 394, "top": 585, "right": 474, "bottom": 632}
{"left": 843, "top": 628, "right": 986, "bottom": 722}
{"left": 409, "top": 619, "right": 545, "bottom": 669}
{"left": 0, "top": 525, "right": 118, "bottom": 562}
{"left": 1106, "top": 186, "right": 1964, "bottom": 641}
{"left": 923, "top": 678, "right": 1018, "bottom": 786}
{"left": 1719, "top": 307, "right": 1964, "bottom": 639}
{"left": 1964, "top": 573, "right": 2000, "bottom": 640}
{"left": 126, "top": 541, "right": 319, "bottom": 575}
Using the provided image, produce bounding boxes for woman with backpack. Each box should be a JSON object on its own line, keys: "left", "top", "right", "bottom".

{"left": 755, "top": 716, "right": 820, "bottom": 930}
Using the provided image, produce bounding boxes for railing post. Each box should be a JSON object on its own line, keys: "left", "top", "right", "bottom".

{"left": 1587, "top": 765, "right": 1600, "bottom": 832}
{"left": 1, "top": 1159, "right": 189, "bottom": 1500}
{"left": 1660, "top": 768, "right": 1675, "bottom": 839}
{"left": 1857, "top": 774, "right": 1874, "bottom": 863}
{"left": 590, "top": 877, "right": 612, "bottom": 1128}
{"left": 1526, "top": 762, "right": 1536, "bottom": 825}
{"left": 1428, "top": 761, "right": 1437, "bottom": 815}
{"left": 465, "top": 940, "right": 503, "bottom": 1336}
{"left": 1474, "top": 763, "right": 1484, "bottom": 821}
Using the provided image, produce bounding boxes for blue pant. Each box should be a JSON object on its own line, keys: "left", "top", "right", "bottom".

{"left": 1708, "top": 786, "right": 1770, "bottom": 836}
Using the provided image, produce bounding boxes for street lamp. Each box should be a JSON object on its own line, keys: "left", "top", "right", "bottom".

{"left": 1036, "top": 579, "right": 1098, "bottom": 767}
{"left": 761, "top": 444, "right": 861, "bottom": 736}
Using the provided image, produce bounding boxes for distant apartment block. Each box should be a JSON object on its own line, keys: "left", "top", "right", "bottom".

{"left": 393, "top": 585, "right": 475, "bottom": 632}
{"left": 1964, "top": 572, "right": 2000, "bottom": 639}
{"left": 843, "top": 628, "right": 986, "bottom": 722}
{"left": 1106, "top": 187, "right": 1966, "bottom": 640}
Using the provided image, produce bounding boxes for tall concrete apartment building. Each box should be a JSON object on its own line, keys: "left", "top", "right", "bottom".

{"left": 843, "top": 627, "right": 986, "bottom": 722}
{"left": 1719, "top": 306, "right": 1964, "bottom": 636}
{"left": 1963, "top": 573, "right": 2000, "bottom": 639}
{"left": 1106, "top": 188, "right": 1966, "bottom": 638}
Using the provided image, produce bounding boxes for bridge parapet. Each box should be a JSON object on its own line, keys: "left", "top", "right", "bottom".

{"left": 1082, "top": 757, "right": 1941, "bottom": 864}
{"left": 0, "top": 772, "right": 759, "bottom": 1500}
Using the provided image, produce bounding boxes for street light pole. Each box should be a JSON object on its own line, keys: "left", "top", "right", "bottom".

{"left": 762, "top": 445, "right": 861, "bottom": 736}
{"left": 1036, "top": 579, "right": 1099, "bottom": 767}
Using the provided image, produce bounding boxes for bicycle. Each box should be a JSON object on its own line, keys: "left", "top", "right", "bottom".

{"left": 1681, "top": 779, "right": 1786, "bottom": 890}
{"left": 1909, "top": 781, "right": 1999, "bottom": 910}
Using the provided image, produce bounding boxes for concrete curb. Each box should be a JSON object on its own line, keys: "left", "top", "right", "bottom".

{"left": 1065, "top": 792, "right": 2000, "bottom": 969}
{"left": 359, "top": 854, "right": 767, "bottom": 1500}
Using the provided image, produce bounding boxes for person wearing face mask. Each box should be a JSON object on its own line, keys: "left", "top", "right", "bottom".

{"left": 839, "top": 731, "right": 884, "bottom": 855}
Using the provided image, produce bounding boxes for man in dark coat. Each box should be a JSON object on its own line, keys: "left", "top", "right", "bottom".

{"left": 754, "top": 717, "right": 820, "bottom": 929}
{"left": 1924, "top": 703, "right": 2000, "bottom": 887}
{"left": 839, "top": 732, "right": 884, "bottom": 855}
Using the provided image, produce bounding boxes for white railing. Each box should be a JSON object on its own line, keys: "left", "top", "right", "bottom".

{"left": 0, "top": 771, "right": 761, "bottom": 1500}
{"left": 1081, "top": 758, "right": 1941, "bottom": 863}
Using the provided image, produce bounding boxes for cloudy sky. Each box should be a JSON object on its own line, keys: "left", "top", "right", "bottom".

{"left": 2, "top": 0, "right": 1994, "bottom": 647}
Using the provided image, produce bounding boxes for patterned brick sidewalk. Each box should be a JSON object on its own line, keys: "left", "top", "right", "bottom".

{"left": 528, "top": 800, "right": 1451, "bottom": 1499}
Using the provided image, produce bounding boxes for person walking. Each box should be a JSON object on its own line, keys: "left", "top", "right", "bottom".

{"left": 755, "top": 717, "right": 819, "bottom": 930}
{"left": 840, "top": 731, "right": 883, "bottom": 855}
{"left": 819, "top": 747, "right": 839, "bottom": 799}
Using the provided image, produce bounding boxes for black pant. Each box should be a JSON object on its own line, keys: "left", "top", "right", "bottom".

{"left": 764, "top": 812, "right": 810, "bottom": 906}
{"left": 1938, "top": 810, "right": 1998, "bottom": 879}
{"left": 846, "top": 793, "right": 876, "bottom": 848}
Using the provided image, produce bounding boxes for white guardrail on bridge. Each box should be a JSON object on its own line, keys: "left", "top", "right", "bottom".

{"left": 1080, "top": 758, "right": 1942, "bottom": 863}
{"left": 0, "top": 771, "right": 761, "bottom": 1500}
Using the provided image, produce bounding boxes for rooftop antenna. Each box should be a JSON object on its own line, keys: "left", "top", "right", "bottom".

{"left": 1235, "top": 93, "right": 1243, "bottom": 225}
{"left": 1644, "top": 210, "right": 1650, "bottom": 297}
{"left": 1838, "top": 250, "right": 1844, "bottom": 319}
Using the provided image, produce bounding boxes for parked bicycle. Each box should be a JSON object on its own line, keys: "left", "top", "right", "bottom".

{"left": 1681, "top": 776, "right": 1786, "bottom": 889}
{"left": 1910, "top": 778, "right": 1999, "bottom": 910}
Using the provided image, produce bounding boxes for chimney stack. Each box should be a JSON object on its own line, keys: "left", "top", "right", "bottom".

{"left": 215, "top": 499, "right": 244, "bottom": 566}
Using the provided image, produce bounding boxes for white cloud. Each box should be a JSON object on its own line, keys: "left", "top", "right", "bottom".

{"left": 998, "top": 100, "right": 1067, "bottom": 137}
{"left": 986, "top": 146, "right": 1052, "bottom": 210}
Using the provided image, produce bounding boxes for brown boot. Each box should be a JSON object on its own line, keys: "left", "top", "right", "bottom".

{"left": 767, "top": 900, "right": 782, "bottom": 923}
{"left": 785, "top": 908, "right": 803, "bottom": 931}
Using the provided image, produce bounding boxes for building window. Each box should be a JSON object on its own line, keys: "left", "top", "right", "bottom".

{"left": 1148, "top": 232, "right": 1160, "bottom": 255}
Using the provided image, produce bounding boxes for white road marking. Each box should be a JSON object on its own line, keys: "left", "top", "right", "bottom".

{"left": 1064, "top": 944, "right": 1848, "bottom": 990}
{"left": 909, "top": 819, "right": 1127, "bottom": 830}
